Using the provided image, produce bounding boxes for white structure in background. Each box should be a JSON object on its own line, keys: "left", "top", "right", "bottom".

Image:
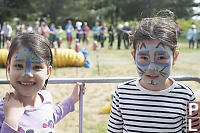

{"left": 193, "top": 0, "right": 200, "bottom": 20}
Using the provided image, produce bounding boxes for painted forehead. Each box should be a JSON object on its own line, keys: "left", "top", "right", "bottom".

{"left": 14, "top": 48, "right": 44, "bottom": 63}
{"left": 137, "top": 42, "right": 171, "bottom": 52}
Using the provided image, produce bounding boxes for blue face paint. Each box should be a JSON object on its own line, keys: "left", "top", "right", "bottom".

{"left": 136, "top": 50, "right": 150, "bottom": 66}
{"left": 15, "top": 48, "right": 44, "bottom": 76}
{"left": 136, "top": 43, "right": 173, "bottom": 85}
{"left": 154, "top": 50, "right": 170, "bottom": 67}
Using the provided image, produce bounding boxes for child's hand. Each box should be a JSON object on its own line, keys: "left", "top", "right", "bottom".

{"left": 3, "top": 92, "right": 25, "bottom": 130}
{"left": 70, "top": 82, "right": 86, "bottom": 104}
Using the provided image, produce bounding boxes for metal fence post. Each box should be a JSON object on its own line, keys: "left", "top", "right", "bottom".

{"left": 79, "top": 83, "right": 84, "bottom": 133}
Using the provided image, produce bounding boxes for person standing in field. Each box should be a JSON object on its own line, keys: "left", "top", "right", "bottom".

{"left": 187, "top": 24, "right": 197, "bottom": 49}
{"left": 49, "top": 23, "right": 56, "bottom": 48}
{"left": 56, "top": 25, "right": 64, "bottom": 48}
{"left": 41, "top": 22, "right": 50, "bottom": 38}
{"left": 92, "top": 22, "right": 101, "bottom": 48}
{"left": 82, "top": 22, "right": 90, "bottom": 50}
{"left": 2, "top": 22, "right": 12, "bottom": 48}
{"left": 122, "top": 22, "right": 131, "bottom": 49}
{"left": 65, "top": 20, "right": 74, "bottom": 49}
{"left": 117, "top": 24, "right": 123, "bottom": 50}
{"left": 196, "top": 26, "right": 200, "bottom": 48}
{"left": 99, "top": 23, "right": 107, "bottom": 49}
{"left": 108, "top": 25, "right": 115, "bottom": 49}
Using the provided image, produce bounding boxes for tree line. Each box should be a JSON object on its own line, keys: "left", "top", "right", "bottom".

{"left": 0, "top": 0, "right": 200, "bottom": 26}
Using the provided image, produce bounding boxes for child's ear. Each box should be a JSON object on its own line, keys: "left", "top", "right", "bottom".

{"left": 131, "top": 51, "right": 136, "bottom": 64}
{"left": 173, "top": 50, "right": 179, "bottom": 65}
{"left": 6, "top": 63, "right": 10, "bottom": 73}
{"left": 46, "top": 66, "right": 52, "bottom": 79}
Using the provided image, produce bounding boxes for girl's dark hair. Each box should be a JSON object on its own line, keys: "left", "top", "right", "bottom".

{"left": 129, "top": 10, "right": 177, "bottom": 53}
{"left": 6, "top": 32, "right": 53, "bottom": 89}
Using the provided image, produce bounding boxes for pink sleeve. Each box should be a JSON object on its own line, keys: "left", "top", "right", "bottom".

{"left": 1, "top": 122, "right": 18, "bottom": 133}
{"left": 53, "top": 97, "right": 75, "bottom": 124}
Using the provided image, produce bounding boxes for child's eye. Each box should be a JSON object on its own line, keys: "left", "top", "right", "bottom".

{"left": 140, "top": 56, "right": 148, "bottom": 60}
{"left": 14, "top": 64, "right": 23, "bottom": 69}
{"left": 157, "top": 56, "right": 166, "bottom": 60}
{"left": 33, "top": 65, "right": 42, "bottom": 70}
{"left": 156, "top": 54, "right": 170, "bottom": 64}
{"left": 156, "top": 55, "right": 168, "bottom": 60}
{"left": 139, "top": 55, "right": 149, "bottom": 60}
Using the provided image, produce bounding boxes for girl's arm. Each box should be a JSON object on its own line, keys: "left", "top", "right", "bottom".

{"left": 53, "top": 97, "right": 75, "bottom": 124}
{"left": 53, "top": 82, "right": 85, "bottom": 124}
{"left": 107, "top": 89, "right": 123, "bottom": 133}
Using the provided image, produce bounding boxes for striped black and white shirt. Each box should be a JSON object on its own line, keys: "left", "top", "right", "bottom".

{"left": 107, "top": 78, "right": 196, "bottom": 133}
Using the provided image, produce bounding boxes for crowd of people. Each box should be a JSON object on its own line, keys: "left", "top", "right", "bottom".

{"left": 1, "top": 19, "right": 200, "bottom": 51}
{"left": 0, "top": 20, "right": 134, "bottom": 50}
{"left": 63, "top": 20, "right": 133, "bottom": 50}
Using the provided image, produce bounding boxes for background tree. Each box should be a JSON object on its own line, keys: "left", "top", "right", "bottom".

{"left": 0, "top": 0, "right": 199, "bottom": 26}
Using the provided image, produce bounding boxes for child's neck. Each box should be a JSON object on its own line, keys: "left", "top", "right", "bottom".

{"left": 14, "top": 91, "right": 42, "bottom": 109}
{"left": 140, "top": 78, "right": 173, "bottom": 91}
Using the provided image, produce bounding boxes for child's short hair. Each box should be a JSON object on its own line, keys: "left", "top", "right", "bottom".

{"left": 130, "top": 10, "right": 178, "bottom": 53}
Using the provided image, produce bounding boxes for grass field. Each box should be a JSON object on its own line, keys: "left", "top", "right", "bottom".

{"left": 0, "top": 38, "right": 200, "bottom": 133}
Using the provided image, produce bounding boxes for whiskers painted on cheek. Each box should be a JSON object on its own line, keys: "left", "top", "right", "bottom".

{"left": 159, "top": 66, "right": 168, "bottom": 78}
{"left": 137, "top": 67, "right": 145, "bottom": 76}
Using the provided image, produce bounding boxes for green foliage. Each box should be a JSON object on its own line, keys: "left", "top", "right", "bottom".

{"left": 177, "top": 19, "right": 200, "bottom": 32}
{"left": 0, "top": 0, "right": 199, "bottom": 26}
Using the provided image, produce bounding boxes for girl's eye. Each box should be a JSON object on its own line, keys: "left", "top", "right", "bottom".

{"left": 139, "top": 55, "right": 149, "bottom": 60}
{"left": 33, "top": 65, "right": 42, "bottom": 70}
{"left": 158, "top": 56, "right": 165, "bottom": 60}
{"left": 14, "top": 64, "right": 23, "bottom": 69}
{"left": 157, "top": 55, "right": 168, "bottom": 60}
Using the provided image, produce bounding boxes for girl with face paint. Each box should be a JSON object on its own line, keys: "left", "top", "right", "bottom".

{"left": 133, "top": 40, "right": 177, "bottom": 90}
{"left": 107, "top": 10, "right": 199, "bottom": 133}
{"left": 0, "top": 33, "right": 86, "bottom": 133}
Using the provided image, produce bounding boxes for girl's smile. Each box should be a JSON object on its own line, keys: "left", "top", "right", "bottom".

{"left": 145, "top": 74, "right": 160, "bottom": 80}
{"left": 18, "top": 80, "right": 36, "bottom": 87}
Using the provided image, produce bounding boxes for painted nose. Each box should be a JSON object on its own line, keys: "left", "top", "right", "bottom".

{"left": 148, "top": 62, "right": 157, "bottom": 71}
{"left": 24, "top": 70, "right": 33, "bottom": 77}
{"left": 24, "top": 61, "right": 33, "bottom": 77}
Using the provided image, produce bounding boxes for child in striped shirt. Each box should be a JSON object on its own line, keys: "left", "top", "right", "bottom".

{"left": 107, "top": 10, "right": 198, "bottom": 133}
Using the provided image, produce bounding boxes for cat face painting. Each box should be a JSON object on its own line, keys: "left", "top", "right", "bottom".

{"left": 135, "top": 41, "right": 173, "bottom": 85}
